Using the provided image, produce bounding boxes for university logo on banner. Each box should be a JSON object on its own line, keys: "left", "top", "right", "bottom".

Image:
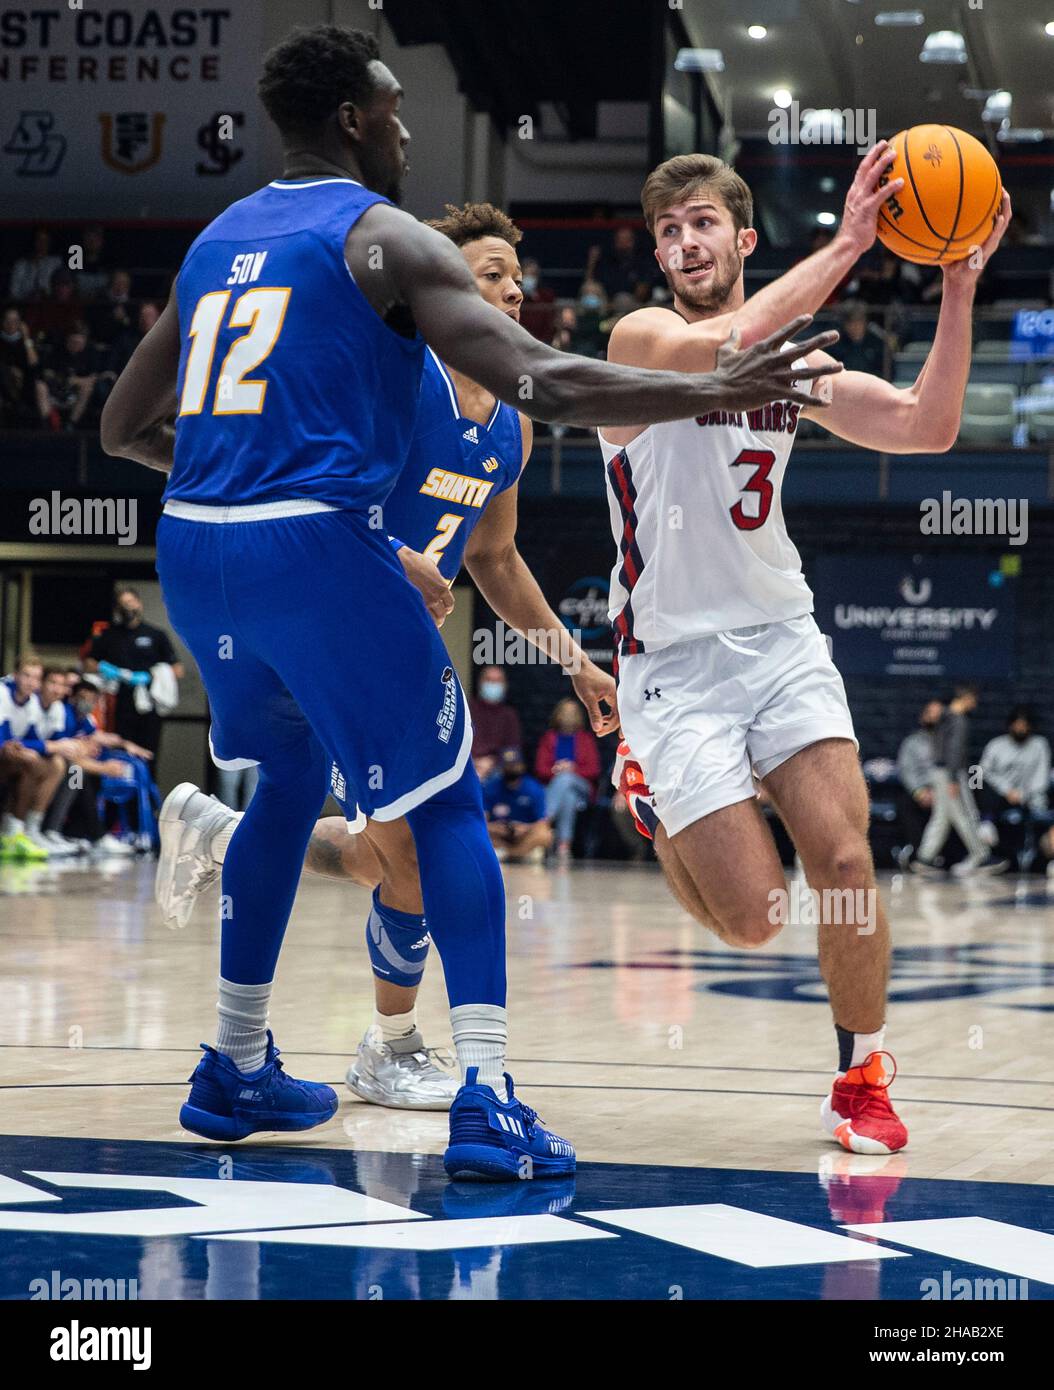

{"left": 99, "top": 112, "right": 166, "bottom": 173}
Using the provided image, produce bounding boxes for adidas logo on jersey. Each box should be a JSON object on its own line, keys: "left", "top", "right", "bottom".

{"left": 462, "top": 425, "right": 479, "bottom": 443}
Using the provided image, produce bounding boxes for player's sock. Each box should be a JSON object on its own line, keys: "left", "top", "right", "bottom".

{"left": 365, "top": 890, "right": 430, "bottom": 991}
{"left": 211, "top": 813, "right": 241, "bottom": 865}
{"left": 836, "top": 1022, "right": 886, "bottom": 1073}
{"left": 373, "top": 1007, "right": 422, "bottom": 1054}
{"left": 216, "top": 977, "right": 272, "bottom": 1073}
{"left": 405, "top": 762, "right": 508, "bottom": 1097}
{"left": 26, "top": 810, "right": 44, "bottom": 835}
{"left": 1, "top": 813, "right": 22, "bottom": 836}
{"left": 451, "top": 1003, "right": 508, "bottom": 1101}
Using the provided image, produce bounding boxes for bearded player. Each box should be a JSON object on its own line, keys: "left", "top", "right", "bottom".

{"left": 155, "top": 202, "right": 619, "bottom": 1110}
{"left": 604, "top": 142, "right": 1011, "bottom": 1154}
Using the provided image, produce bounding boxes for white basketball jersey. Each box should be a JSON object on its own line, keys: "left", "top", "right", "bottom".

{"left": 598, "top": 386, "right": 814, "bottom": 654}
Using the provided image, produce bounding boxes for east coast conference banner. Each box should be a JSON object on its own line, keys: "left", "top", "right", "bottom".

{"left": 813, "top": 552, "right": 1018, "bottom": 679}
{"left": 1, "top": 4, "right": 263, "bottom": 218}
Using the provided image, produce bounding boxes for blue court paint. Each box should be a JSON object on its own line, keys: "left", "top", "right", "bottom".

{"left": 0, "top": 1135, "right": 1050, "bottom": 1300}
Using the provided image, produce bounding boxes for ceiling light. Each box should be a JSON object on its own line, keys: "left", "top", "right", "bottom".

{"left": 675, "top": 48, "right": 725, "bottom": 72}
{"left": 1045, "top": 22, "right": 1054, "bottom": 37}
{"left": 747, "top": 25, "right": 767, "bottom": 39}
{"left": 817, "top": 212, "right": 837, "bottom": 226}
{"left": 773, "top": 88, "right": 793, "bottom": 109}
{"left": 874, "top": 10, "right": 924, "bottom": 25}
{"left": 981, "top": 90, "right": 1012, "bottom": 123}
{"left": 919, "top": 30, "right": 967, "bottom": 63}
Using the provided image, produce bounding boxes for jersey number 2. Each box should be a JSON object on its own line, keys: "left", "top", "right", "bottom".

{"left": 729, "top": 448, "right": 775, "bottom": 531}
{"left": 178, "top": 287, "right": 291, "bottom": 417}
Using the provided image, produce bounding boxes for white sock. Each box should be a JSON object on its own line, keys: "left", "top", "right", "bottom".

{"left": 215, "top": 977, "right": 272, "bottom": 1073}
{"left": 211, "top": 812, "right": 242, "bottom": 865}
{"left": 3, "top": 813, "right": 24, "bottom": 836}
{"left": 849, "top": 1027, "right": 886, "bottom": 1070}
{"left": 371, "top": 1007, "right": 421, "bottom": 1054}
{"left": 450, "top": 1003, "right": 508, "bottom": 1101}
{"left": 26, "top": 810, "right": 44, "bottom": 834}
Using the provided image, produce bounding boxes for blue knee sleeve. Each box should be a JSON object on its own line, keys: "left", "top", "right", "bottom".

{"left": 405, "top": 761, "right": 506, "bottom": 1008}
{"left": 366, "top": 889, "right": 431, "bottom": 987}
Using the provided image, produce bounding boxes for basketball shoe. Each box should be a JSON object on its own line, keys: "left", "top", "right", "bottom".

{"left": 179, "top": 1030, "right": 338, "bottom": 1141}
{"left": 820, "top": 1050, "right": 908, "bottom": 1155}
{"left": 346, "top": 1030, "right": 458, "bottom": 1110}
{"left": 156, "top": 782, "right": 237, "bottom": 929}
{"left": 444, "top": 1068, "right": 576, "bottom": 1181}
{"left": 612, "top": 740, "right": 659, "bottom": 841}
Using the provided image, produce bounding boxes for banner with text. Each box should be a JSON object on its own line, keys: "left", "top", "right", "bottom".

{"left": 813, "top": 553, "right": 1018, "bottom": 679}
{"left": 1, "top": 4, "right": 263, "bottom": 219}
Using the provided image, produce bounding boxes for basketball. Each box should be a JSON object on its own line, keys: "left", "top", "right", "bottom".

{"left": 877, "top": 124, "right": 1003, "bottom": 265}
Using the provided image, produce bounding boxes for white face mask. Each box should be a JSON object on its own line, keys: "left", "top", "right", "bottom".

{"left": 479, "top": 681, "right": 506, "bottom": 703}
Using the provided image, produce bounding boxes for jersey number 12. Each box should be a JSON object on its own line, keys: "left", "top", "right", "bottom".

{"left": 178, "top": 288, "right": 291, "bottom": 417}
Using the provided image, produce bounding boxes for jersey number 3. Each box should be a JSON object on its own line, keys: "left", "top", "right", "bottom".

{"left": 178, "top": 288, "right": 291, "bottom": 417}
{"left": 729, "top": 448, "right": 776, "bottom": 531}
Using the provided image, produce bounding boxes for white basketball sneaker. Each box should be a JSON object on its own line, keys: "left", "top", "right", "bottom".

{"left": 156, "top": 783, "right": 239, "bottom": 930}
{"left": 346, "top": 1029, "right": 459, "bottom": 1111}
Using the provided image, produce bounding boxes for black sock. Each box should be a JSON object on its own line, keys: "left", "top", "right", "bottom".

{"left": 835, "top": 1023, "right": 855, "bottom": 1073}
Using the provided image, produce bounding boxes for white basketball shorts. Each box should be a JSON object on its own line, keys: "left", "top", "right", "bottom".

{"left": 616, "top": 614, "right": 857, "bottom": 837}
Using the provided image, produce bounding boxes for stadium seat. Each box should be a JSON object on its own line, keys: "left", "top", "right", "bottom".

{"left": 1024, "top": 382, "right": 1054, "bottom": 442}
{"left": 957, "top": 383, "right": 1016, "bottom": 445}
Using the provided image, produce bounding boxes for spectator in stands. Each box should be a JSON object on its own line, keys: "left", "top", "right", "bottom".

{"left": 856, "top": 248, "right": 922, "bottom": 307}
{"left": 895, "top": 699, "right": 943, "bottom": 865}
{"left": 24, "top": 269, "right": 82, "bottom": 343}
{"left": 586, "top": 224, "right": 659, "bottom": 305}
{"left": 73, "top": 225, "right": 110, "bottom": 301}
{"left": 518, "top": 256, "right": 557, "bottom": 343}
{"left": 88, "top": 269, "right": 135, "bottom": 347}
{"left": 84, "top": 585, "right": 183, "bottom": 772}
{"left": 830, "top": 301, "right": 891, "bottom": 377}
{"left": 520, "top": 258, "right": 553, "bottom": 304}
{"left": 469, "top": 666, "right": 522, "bottom": 781}
{"left": 0, "top": 306, "right": 50, "bottom": 427}
{"left": 482, "top": 748, "right": 552, "bottom": 863}
{"left": 0, "top": 653, "right": 66, "bottom": 859}
{"left": 976, "top": 705, "right": 1051, "bottom": 866}
{"left": 535, "top": 697, "right": 600, "bottom": 861}
{"left": 551, "top": 301, "right": 607, "bottom": 359}
{"left": 913, "top": 684, "right": 1007, "bottom": 876}
{"left": 101, "top": 300, "right": 159, "bottom": 383}
{"left": 42, "top": 320, "right": 102, "bottom": 429}
{"left": 9, "top": 227, "right": 62, "bottom": 303}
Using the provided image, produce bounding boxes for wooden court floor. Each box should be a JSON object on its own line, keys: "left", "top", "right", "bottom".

{"left": 1, "top": 856, "right": 1052, "bottom": 1186}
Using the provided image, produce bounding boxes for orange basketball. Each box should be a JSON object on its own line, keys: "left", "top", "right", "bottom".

{"left": 876, "top": 124, "right": 1003, "bottom": 265}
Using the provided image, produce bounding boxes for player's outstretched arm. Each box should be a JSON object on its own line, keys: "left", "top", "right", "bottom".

{"left": 347, "top": 205, "right": 841, "bottom": 423}
{"left": 802, "top": 192, "right": 1012, "bottom": 454}
{"left": 100, "top": 287, "right": 179, "bottom": 471}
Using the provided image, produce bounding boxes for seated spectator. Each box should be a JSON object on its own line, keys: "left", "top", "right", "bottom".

{"left": 101, "top": 300, "right": 159, "bottom": 383}
{"left": 518, "top": 257, "right": 557, "bottom": 342}
{"left": 87, "top": 269, "right": 135, "bottom": 347}
{"left": 0, "top": 306, "right": 50, "bottom": 427}
{"left": 587, "top": 224, "right": 659, "bottom": 305}
{"left": 535, "top": 698, "right": 600, "bottom": 860}
{"left": 856, "top": 248, "right": 923, "bottom": 307}
{"left": 830, "top": 301, "right": 890, "bottom": 377}
{"left": 24, "top": 269, "right": 82, "bottom": 343}
{"left": 469, "top": 666, "right": 522, "bottom": 781}
{"left": 9, "top": 226, "right": 61, "bottom": 302}
{"left": 42, "top": 320, "right": 102, "bottom": 428}
{"left": 0, "top": 654, "right": 65, "bottom": 859}
{"left": 977, "top": 706, "right": 1051, "bottom": 865}
{"left": 73, "top": 224, "right": 111, "bottom": 302}
{"left": 520, "top": 258, "right": 554, "bottom": 304}
{"left": 895, "top": 699, "right": 943, "bottom": 864}
{"left": 551, "top": 298, "right": 607, "bottom": 359}
{"left": 482, "top": 748, "right": 552, "bottom": 862}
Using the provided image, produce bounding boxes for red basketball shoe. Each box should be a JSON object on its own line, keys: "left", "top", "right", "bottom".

{"left": 612, "top": 740, "right": 658, "bottom": 841}
{"left": 820, "top": 1051, "right": 908, "bottom": 1155}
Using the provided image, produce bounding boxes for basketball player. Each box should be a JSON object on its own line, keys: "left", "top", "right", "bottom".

{"left": 154, "top": 201, "right": 618, "bottom": 1112}
{"left": 100, "top": 25, "right": 840, "bottom": 1177}
{"left": 601, "top": 144, "right": 1011, "bottom": 1154}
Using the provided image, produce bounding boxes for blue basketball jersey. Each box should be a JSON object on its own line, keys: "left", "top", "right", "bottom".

{"left": 167, "top": 178, "right": 424, "bottom": 509}
{"left": 383, "top": 348, "right": 523, "bottom": 580}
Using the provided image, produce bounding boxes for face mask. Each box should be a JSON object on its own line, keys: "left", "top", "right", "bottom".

{"left": 579, "top": 295, "right": 602, "bottom": 311}
{"left": 1010, "top": 729, "right": 1030, "bottom": 744}
{"left": 117, "top": 604, "right": 139, "bottom": 623}
{"left": 75, "top": 700, "right": 95, "bottom": 717}
{"left": 521, "top": 276, "right": 538, "bottom": 295}
{"left": 479, "top": 681, "right": 505, "bottom": 703}
{"left": 2, "top": 330, "right": 21, "bottom": 343}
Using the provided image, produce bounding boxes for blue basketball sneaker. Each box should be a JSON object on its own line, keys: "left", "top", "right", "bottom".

{"left": 179, "top": 1031, "right": 338, "bottom": 1141}
{"left": 443, "top": 1068, "right": 576, "bottom": 1181}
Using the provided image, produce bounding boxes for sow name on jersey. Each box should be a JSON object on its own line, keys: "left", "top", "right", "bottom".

{"left": 420, "top": 467, "right": 495, "bottom": 508}
{"left": 694, "top": 402, "right": 802, "bottom": 433}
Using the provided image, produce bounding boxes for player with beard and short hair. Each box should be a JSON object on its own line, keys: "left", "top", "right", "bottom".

{"left": 603, "top": 146, "right": 1011, "bottom": 1155}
